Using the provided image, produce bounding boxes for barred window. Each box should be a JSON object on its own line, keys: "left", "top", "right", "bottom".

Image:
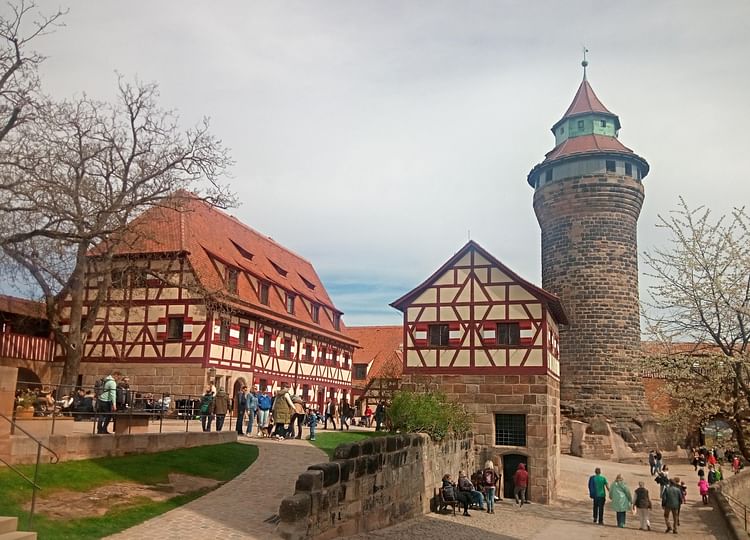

{"left": 494, "top": 414, "right": 526, "bottom": 446}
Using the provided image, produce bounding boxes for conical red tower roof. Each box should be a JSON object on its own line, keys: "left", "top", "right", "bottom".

{"left": 552, "top": 79, "right": 620, "bottom": 133}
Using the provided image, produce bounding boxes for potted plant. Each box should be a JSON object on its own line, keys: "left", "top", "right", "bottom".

{"left": 15, "top": 390, "right": 37, "bottom": 418}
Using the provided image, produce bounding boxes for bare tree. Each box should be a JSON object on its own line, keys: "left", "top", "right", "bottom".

{"left": 0, "top": 78, "right": 234, "bottom": 389}
{"left": 642, "top": 198, "right": 750, "bottom": 456}
{"left": 0, "top": 1, "right": 64, "bottom": 142}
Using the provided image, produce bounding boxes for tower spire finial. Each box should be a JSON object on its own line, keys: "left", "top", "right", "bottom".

{"left": 581, "top": 46, "right": 589, "bottom": 80}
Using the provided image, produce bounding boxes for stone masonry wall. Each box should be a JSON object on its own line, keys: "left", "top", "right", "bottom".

{"left": 533, "top": 174, "right": 650, "bottom": 437}
{"left": 80, "top": 361, "right": 209, "bottom": 397}
{"left": 400, "top": 373, "right": 559, "bottom": 504}
{"left": 0, "top": 431, "right": 236, "bottom": 465}
{"left": 276, "top": 433, "right": 474, "bottom": 540}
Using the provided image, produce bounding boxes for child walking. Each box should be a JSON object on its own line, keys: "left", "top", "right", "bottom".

{"left": 698, "top": 477, "right": 709, "bottom": 505}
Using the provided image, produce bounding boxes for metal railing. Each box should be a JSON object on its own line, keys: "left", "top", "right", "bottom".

{"left": 722, "top": 491, "right": 749, "bottom": 532}
{"left": 0, "top": 412, "right": 59, "bottom": 530}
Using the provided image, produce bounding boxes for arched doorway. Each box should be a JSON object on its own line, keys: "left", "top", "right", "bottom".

{"left": 502, "top": 453, "right": 529, "bottom": 500}
{"left": 16, "top": 367, "right": 42, "bottom": 390}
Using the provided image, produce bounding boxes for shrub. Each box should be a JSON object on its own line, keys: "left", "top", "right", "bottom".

{"left": 387, "top": 390, "right": 471, "bottom": 440}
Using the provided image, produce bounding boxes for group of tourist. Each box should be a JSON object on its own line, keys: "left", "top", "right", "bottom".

{"left": 225, "top": 382, "right": 386, "bottom": 440}
{"left": 441, "top": 461, "right": 528, "bottom": 517}
{"left": 588, "top": 466, "right": 684, "bottom": 533}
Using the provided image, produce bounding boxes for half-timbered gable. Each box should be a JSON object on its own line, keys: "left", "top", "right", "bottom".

{"left": 73, "top": 193, "right": 355, "bottom": 402}
{"left": 392, "top": 240, "right": 567, "bottom": 504}
{"left": 391, "top": 240, "right": 566, "bottom": 378}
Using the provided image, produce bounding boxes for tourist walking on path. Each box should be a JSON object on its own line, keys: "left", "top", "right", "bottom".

{"left": 656, "top": 464, "right": 670, "bottom": 497}
{"left": 306, "top": 406, "right": 319, "bottom": 441}
{"left": 655, "top": 449, "right": 663, "bottom": 473}
{"left": 662, "top": 477, "right": 683, "bottom": 534}
{"left": 199, "top": 387, "right": 215, "bottom": 432}
{"left": 698, "top": 476, "right": 709, "bottom": 504}
{"left": 339, "top": 400, "right": 351, "bottom": 431}
{"left": 374, "top": 400, "right": 386, "bottom": 431}
{"left": 609, "top": 474, "right": 632, "bottom": 528}
{"left": 96, "top": 371, "right": 122, "bottom": 434}
{"left": 634, "top": 481, "right": 652, "bottom": 531}
{"left": 288, "top": 395, "right": 306, "bottom": 439}
{"left": 513, "top": 463, "right": 529, "bottom": 507}
{"left": 213, "top": 388, "right": 229, "bottom": 431}
{"left": 649, "top": 450, "right": 657, "bottom": 476}
{"left": 324, "top": 397, "right": 338, "bottom": 430}
{"left": 255, "top": 387, "right": 269, "bottom": 437}
{"left": 234, "top": 385, "right": 247, "bottom": 435}
{"left": 588, "top": 467, "right": 609, "bottom": 525}
{"left": 271, "top": 382, "right": 294, "bottom": 440}
{"left": 482, "top": 460, "right": 499, "bottom": 514}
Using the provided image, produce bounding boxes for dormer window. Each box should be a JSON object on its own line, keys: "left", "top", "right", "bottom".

{"left": 577, "top": 120, "right": 584, "bottom": 130}
{"left": 231, "top": 240, "right": 254, "bottom": 260}
{"left": 269, "top": 260, "right": 288, "bottom": 277}
{"left": 311, "top": 303, "right": 320, "bottom": 323}
{"left": 259, "top": 282, "right": 269, "bottom": 305}
{"left": 286, "top": 293, "right": 295, "bottom": 314}
{"left": 624, "top": 163, "right": 632, "bottom": 176}
{"left": 300, "top": 275, "right": 316, "bottom": 290}
{"left": 226, "top": 267, "right": 239, "bottom": 294}
{"left": 606, "top": 160, "right": 616, "bottom": 173}
{"left": 333, "top": 313, "right": 341, "bottom": 330}
{"left": 600, "top": 120, "right": 607, "bottom": 128}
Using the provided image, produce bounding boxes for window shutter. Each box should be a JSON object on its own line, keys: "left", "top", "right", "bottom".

{"left": 256, "top": 332, "right": 265, "bottom": 351}
{"left": 183, "top": 317, "right": 193, "bottom": 340}
{"left": 520, "top": 320, "right": 534, "bottom": 345}
{"left": 229, "top": 323, "right": 240, "bottom": 346}
{"left": 156, "top": 317, "right": 167, "bottom": 340}
{"left": 448, "top": 322, "right": 461, "bottom": 345}
{"left": 481, "top": 321, "right": 496, "bottom": 345}
{"left": 413, "top": 323, "right": 428, "bottom": 346}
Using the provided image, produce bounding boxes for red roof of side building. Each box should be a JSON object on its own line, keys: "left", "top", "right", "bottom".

{"left": 106, "top": 193, "right": 355, "bottom": 345}
{"left": 347, "top": 326, "right": 403, "bottom": 387}
{"left": 0, "top": 294, "right": 47, "bottom": 320}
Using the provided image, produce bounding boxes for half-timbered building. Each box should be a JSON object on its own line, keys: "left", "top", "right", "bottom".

{"left": 346, "top": 326, "right": 403, "bottom": 410}
{"left": 0, "top": 294, "right": 55, "bottom": 388}
{"left": 391, "top": 240, "right": 567, "bottom": 503}
{"left": 66, "top": 193, "right": 354, "bottom": 408}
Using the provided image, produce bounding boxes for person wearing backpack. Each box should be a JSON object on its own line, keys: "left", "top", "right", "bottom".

{"left": 96, "top": 371, "right": 122, "bottom": 434}
{"left": 482, "top": 460, "right": 499, "bottom": 514}
{"left": 199, "top": 387, "right": 215, "bottom": 432}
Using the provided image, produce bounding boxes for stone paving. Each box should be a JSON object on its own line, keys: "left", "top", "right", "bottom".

{"left": 105, "top": 436, "right": 326, "bottom": 540}
{"left": 349, "top": 454, "right": 733, "bottom": 540}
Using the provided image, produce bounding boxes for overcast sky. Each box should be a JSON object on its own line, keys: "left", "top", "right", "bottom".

{"left": 19, "top": 0, "right": 750, "bottom": 325}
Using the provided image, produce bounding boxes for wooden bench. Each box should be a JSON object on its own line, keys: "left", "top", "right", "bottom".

{"left": 437, "top": 487, "right": 458, "bottom": 515}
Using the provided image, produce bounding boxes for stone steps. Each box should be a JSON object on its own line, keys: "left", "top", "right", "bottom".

{"left": 0, "top": 517, "right": 36, "bottom": 540}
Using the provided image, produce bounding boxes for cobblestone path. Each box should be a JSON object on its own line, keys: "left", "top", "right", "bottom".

{"left": 106, "top": 437, "right": 325, "bottom": 540}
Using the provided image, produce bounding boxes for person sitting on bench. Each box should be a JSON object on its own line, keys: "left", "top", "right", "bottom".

{"left": 458, "top": 470, "right": 485, "bottom": 510}
{"left": 443, "top": 474, "right": 472, "bottom": 516}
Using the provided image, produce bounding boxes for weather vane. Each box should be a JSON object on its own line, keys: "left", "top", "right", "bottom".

{"left": 582, "top": 46, "right": 589, "bottom": 80}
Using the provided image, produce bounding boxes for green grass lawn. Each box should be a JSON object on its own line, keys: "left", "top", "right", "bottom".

{"left": 0, "top": 442, "right": 258, "bottom": 539}
{"left": 310, "top": 430, "right": 387, "bottom": 458}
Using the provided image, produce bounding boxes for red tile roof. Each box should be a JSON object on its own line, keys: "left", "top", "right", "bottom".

{"left": 0, "top": 294, "right": 47, "bottom": 320}
{"left": 544, "top": 133, "right": 634, "bottom": 162}
{"left": 109, "top": 192, "right": 355, "bottom": 345}
{"left": 347, "top": 325, "right": 403, "bottom": 387}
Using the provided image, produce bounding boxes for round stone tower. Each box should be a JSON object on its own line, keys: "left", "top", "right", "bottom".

{"left": 527, "top": 64, "right": 650, "bottom": 437}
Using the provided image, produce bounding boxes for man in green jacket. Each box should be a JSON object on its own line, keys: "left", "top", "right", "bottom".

{"left": 96, "top": 371, "right": 122, "bottom": 434}
{"left": 588, "top": 467, "right": 609, "bottom": 525}
{"left": 662, "top": 477, "right": 682, "bottom": 534}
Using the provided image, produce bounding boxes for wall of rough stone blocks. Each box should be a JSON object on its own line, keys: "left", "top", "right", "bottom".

{"left": 400, "top": 372, "right": 559, "bottom": 503}
{"left": 0, "top": 430, "right": 236, "bottom": 465}
{"left": 276, "top": 433, "right": 474, "bottom": 540}
{"left": 533, "top": 174, "right": 650, "bottom": 433}
{"left": 80, "top": 361, "right": 210, "bottom": 398}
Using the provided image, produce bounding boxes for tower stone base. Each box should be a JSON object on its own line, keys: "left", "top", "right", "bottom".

{"left": 400, "top": 373, "right": 559, "bottom": 504}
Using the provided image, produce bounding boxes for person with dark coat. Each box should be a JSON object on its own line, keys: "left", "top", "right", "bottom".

{"left": 634, "top": 481, "right": 652, "bottom": 531}
{"left": 513, "top": 463, "right": 529, "bottom": 506}
{"left": 234, "top": 385, "right": 248, "bottom": 435}
{"left": 213, "top": 388, "right": 229, "bottom": 431}
{"left": 442, "top": 474, "right": 472, "bottom": 516}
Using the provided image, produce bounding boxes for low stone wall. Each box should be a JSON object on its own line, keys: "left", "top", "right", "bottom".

{"left": 277, "top": 433, "right": 474, "bottom": 540}
{"left": 711, "top": 469, "right": 750, "bottom": 540}
{"left": 0, "top": 431, "right": 237, "bottom": 464}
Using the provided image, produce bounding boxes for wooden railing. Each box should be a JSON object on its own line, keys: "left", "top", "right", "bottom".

{"left": 0, "top": 331, "right": 54, "bottom": 362}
